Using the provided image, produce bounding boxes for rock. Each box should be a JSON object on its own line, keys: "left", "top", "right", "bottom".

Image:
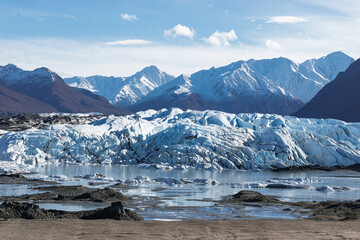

{"left": 74, "top": 188, "right": 129, "bottom": 202}
{"left": 230, "top": 190, "right": 281, "bottom": 203}
{"left": 82, "top": 202, "right": 143, "bottom": 221}
{"left": 0, "top": 201, "right": 55, "bottom": 219}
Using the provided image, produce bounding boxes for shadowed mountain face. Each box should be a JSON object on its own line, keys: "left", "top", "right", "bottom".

{"left": 0, "top": 84, "right": 57, "bottom": 113}
{"left": 293, "top": 59, "right": 360, "bottom": 122}
{"left": 0, "top": 64, "right": 130, "bottom": 114}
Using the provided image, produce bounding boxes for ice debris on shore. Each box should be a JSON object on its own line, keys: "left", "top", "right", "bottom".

{"left": 118, "top": 176, "right": 219, "bottom": 186}
{"left": 75, "top": 172, "right": 114, "bottom": 181}
{"left": 0, "top": 161, "right": 30, "bottom": 174}
{"left": 231, "top": 177, "right": 318, "bottom": 189}
{"left": 315, "top": 185, "right": 350, "bottom": 192}
{"left": 1, "top": 108, "right": 360, "bottom": 170}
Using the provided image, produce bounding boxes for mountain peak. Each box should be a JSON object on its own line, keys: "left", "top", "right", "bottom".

{"left": 140, "top": 65, "right": 160, "bottom": 73}
{"left": 294, "top": 55, "right": 360, "bottom": 122}
{"left": 321, "top": 51, "right": 354, "bottom": 62}
{"left": 4, "top": 63, "right": 20, "bottom": 70}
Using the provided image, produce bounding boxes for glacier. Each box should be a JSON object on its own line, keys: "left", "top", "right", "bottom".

{"left": 0, "top": 108, "right": 360, "bottom": 171}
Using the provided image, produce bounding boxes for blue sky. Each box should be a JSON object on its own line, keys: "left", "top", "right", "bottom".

{"left": 0, "top": 0, "right": 359, "bottom": 77}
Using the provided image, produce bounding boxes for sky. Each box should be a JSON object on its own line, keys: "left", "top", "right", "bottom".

{"left": 0, "top": 0, "right": 359, "bottom": 77}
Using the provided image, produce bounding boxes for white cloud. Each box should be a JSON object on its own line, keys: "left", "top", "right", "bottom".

{"left": 63, "top": 15, "right": 77, "bottom": 20}
{"left": 104, "top": 39, "right": 152, "bottom": 46}
{"left": 16, "top": 9, "right": 77, "bottom": 20}
{"left": 164, "top": 24, "right": 195, "bottom": 39}
{"left": 265, "top": 40, "right": 283, "bottom": 50}
{"left": 267, "top": 16, "right": 307, "bottom": 24}
{"left": 121, "top": 13, "right": 137, "bottom": 21}
{"left": 202, "top": 30, "right": 238, "bottom": 46}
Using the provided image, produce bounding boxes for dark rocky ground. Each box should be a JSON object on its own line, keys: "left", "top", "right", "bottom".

{"left": 0, "top": 113, "right": 105, "bottom": 131}
{"left": 272, "top": 163, "right": 360, "bottom": 172}
{"left": 0, "top": 174, "right": 56, "bottom": 185}
{"left": 0, "top": 201, "right": 142, "bottom": 221}
{"left": 0, "top": 185, "right": 130, "bottom": 203}
{"left": 0, "top": 174, "right": 140, "bottom": 221}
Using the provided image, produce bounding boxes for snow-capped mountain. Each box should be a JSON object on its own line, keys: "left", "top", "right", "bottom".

{"left": 0, "top": 64, "right": 130, "bottom": 114}
{"left": 130, "top": 61, "right": 304, "bottom": 115}
{"left": 294, "top": 58, "right": 360, "bottom": 122}
{"left": 247, "top": 51, "right": 354, "bottom": 103}
{"left": 65, "top": 65, "right": 175, "bottom": 108}
{"left": 1, "top": 108, "right": 360, "bottom": 171}
{"left": 129, "top": 52, "right": 353, "bottom": 115}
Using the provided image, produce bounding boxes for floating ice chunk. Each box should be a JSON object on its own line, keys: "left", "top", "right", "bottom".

{"left": 231, "top": 182, "right": 266, "bottom": 188}
{"left": 119, "top": 176, "right": 153, "bottom": 184}
{"left": 316, "top": 186, "right": 335, "bottom": 192}
{"left": 231, "top": 177, "right": 318, "bottom": 189}
{"left": 316, "top": 185, "right": 350, "bottom": 192}
{"left": 154, "top": 177, "right": 183, "bottom": 186}
{"left": 75, "top": 172, "right": 114, "bottom": 181}
{"left": 29, "top": 174, "right": 77, "bottom": 182}
{"left": 180, "top": 178, "right": 219, "bottom": 185}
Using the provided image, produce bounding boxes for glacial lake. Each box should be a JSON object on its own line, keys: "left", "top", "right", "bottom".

{"left": 2, "top": 164, "right": 360, "bottom": 220}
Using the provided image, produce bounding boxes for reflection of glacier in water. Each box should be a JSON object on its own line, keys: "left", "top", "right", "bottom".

{"left": 7, "top": 164, "right": 357, "bottom": 220}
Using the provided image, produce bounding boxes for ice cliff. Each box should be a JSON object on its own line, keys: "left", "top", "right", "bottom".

{"left": 0, "top": 108, "right": 360, "bottom": 170}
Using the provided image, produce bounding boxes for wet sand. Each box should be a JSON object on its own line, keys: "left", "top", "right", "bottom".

{"left": 1, "top": 219, "right": 359, "bottom": 240}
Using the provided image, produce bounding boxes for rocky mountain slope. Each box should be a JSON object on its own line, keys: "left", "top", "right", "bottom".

{"left": 0, "top": 64, "right": 129, "bottom": 114}
{"left": 0, "top": 84, "right": 57, "bottom": 113}
{"left": 294, "top": 59, "right": 360, "bottom": 122}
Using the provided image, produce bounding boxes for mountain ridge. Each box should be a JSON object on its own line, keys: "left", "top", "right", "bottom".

{"left": 65, "top": 65, "right": 175, "bottom": 108}
{"left": 293, "top": 58, "right": 360, "bottom": 122}
{"left": 0, "top": 65, "right": 130, "bottom": 114}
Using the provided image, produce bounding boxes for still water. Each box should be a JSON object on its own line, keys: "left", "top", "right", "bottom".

{"left": 2, "top": 164, "right": 360, "bottom": 220}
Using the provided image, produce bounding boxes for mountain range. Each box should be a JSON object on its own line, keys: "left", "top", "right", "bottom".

{"left": 0, "top": 51, "right": 355, "bottom": 116}
{"left": 65, "top": 66, "right": 175, "bottom": 108}
{"left": 129, "top": 52, "right": 353, "bottom": 115}
{"left": 294, "top": 59, "right": 360, "bottom": 122}
{"left": 0, "top": 64, "right": 129, "bottom": 114}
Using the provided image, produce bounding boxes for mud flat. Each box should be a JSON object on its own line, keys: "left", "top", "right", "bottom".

{"left": 0, "top": 219, "right": 359, "bottom": 240}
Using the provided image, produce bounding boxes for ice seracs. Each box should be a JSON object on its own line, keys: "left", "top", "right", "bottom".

{"left": 1, "top": 108, "right": 360, "bottom": 171}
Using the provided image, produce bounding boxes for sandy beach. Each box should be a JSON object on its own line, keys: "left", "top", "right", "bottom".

{"left": 1, "top": 219, "right": 359, "bottom": 240}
